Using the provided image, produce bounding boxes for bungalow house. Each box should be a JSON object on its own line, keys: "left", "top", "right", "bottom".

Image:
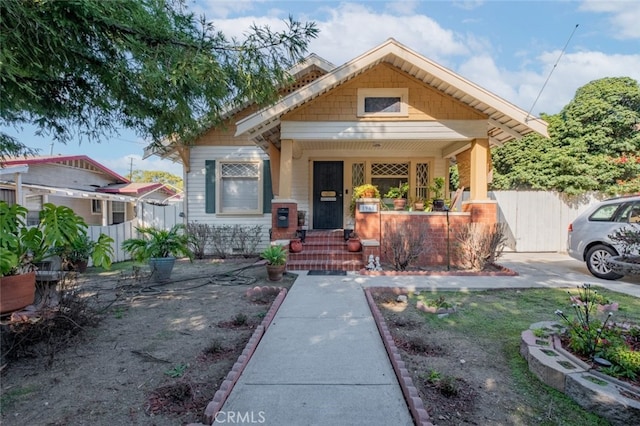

{"left": 146, "top": 38, "right": 548, "bottom": 270}
{"left": 0, "top": 155, "right": 180, "bottom": 226}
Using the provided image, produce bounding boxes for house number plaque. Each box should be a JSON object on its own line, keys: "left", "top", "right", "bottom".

{"left": 358, "top": 203, "right": 379, "bottom": 213}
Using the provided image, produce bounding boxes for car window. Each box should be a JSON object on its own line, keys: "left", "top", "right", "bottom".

{"left": 629, "top": 203, "right": 640, "bottom": 223}
{"left": 589, "top": 203, "right": 621, "bottom": 221}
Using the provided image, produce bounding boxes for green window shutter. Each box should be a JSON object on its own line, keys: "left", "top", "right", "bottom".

{"left": 205, "top": 160, "right": 216, "bottom": 213}
{"left": 263, "top": 160, "right": 273, "bottom": 213}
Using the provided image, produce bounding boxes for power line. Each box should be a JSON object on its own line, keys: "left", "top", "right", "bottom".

{"left": 526, "top": 24, "right": 579, "bottom": 122}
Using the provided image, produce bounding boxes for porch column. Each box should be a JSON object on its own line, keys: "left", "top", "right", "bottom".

{"left": 279, "top": 139, "right": 293, "bottom": 199}
{"left": 14, "top": 171, "right": 24, "bottom": 206}
{"left": 469, "top": 138, "right": 489, "bottom": 200}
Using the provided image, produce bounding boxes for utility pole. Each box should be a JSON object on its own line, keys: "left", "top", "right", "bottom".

{"left": 129, "top": 157, "right": 134, "bottom": 179}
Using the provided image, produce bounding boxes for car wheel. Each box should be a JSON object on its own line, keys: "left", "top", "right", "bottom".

{"left": 585, "top": 245, "right": 624, "bottom": 280}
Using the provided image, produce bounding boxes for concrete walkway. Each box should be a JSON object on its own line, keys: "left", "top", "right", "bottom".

{"left": 214, "top": 253, "right": 640, "bottom": 425}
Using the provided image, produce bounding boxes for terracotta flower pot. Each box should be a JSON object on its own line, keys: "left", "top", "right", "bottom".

{"left": 0, "top": 272, "right": 36, "bottom": 314}
{"left": 393, "top": 198, "right": 407, "bottom": 210}
{"left": 347, "top": 238, "right": 362, "bottom": 252}
{"left": 266, "top": 264, "right": 286, "bottom": 282}
{"left": 290, "top": 238, "right": 303, "bottom": 253}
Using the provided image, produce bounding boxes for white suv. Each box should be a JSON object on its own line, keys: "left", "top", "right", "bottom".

{"left": 567, "top": 195, "right": 640, "bottom": 280}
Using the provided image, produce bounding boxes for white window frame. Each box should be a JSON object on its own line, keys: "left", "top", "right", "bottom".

{"left": 357, "top": 88, "right": 408, "bottom": 117}
{"left": 112, "top": 201, "right": 126, "bottom": 224}
{"left": 91, "top": 199, "right": 102, "bottom": 215}
{"left": 218, "top": 160, "right": 263, "bottom": 215}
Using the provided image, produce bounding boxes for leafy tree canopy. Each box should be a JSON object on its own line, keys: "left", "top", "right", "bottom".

{"left": 127, "top": 170, "right": 183, "bottom": 190}
{"left": 492, "top": 77, "right": 640, "bottom": 195}
{"left": 0, "top": 0, "right": 318, "bottom": 160}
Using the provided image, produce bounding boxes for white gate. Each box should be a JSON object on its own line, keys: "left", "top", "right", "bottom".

{"left": 460, "top": 191, "right": 604, "bottom": 252}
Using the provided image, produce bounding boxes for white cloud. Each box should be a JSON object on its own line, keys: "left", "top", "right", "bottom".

{"left": 460, "top": 49, "right": 640, "bottom": 116}
{"left": 579, "top": 0, "right": 640, "bottom": 39}
{"left": 197, "top": 1, "right": 640, "bottom": 118}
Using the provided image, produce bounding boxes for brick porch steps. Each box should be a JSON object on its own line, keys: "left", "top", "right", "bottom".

{"left": 286, "top": 230, "right": 365, "bottom": 271}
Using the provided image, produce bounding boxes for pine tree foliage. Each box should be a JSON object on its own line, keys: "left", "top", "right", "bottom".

{"left": 0, "top": 0, "right": 318, "bottom": 160}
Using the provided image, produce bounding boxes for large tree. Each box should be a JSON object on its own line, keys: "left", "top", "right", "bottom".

{"left": 127, "top": 170, "right": 183, "bottom": 190}
{"left": 0, "top": 0, "right": 318, "bottom": 160}
{"left": 492, "top": 77, "right": 640, "bottom": 195}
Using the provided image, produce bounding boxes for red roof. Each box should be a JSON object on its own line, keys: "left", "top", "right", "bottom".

{"left": 1, "top": 154, "right": 130, "bottom": 183}
{"left": 96, "top": 182, "right": 178, "bottom": 197}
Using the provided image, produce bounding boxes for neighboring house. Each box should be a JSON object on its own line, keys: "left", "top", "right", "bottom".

{"left": 146, "top": 39, "right": 549, "bottom": 264}
{"left": 0, "top": 155, "right": 180, "bottom": 226}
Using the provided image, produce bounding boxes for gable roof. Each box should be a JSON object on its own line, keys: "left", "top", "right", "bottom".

{"left": 1, "top": 154, "right": 130, "bottom": 183}
{"left": 235, "top": 38, "right": 548, "bottom": 145}
{"left": 97, "top": 182, "right": 179, "bottom": 197}
{"left": 142, "top": 54, "right": 337, "bottom": 163}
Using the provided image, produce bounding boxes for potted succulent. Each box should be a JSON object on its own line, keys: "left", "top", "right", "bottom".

{"left": 429, "top": 177, "right": 446, "bottom": 211}
{"left": 0, "top": 201, "right": 114, "bottom": 313}
{"left": 384, "top": 182, "right": 409, "bottom": 210}
{"left": 122, "top": 224, "right": 194, "bottom": 282}
{"left": 260, "top": 244, "right": 287, "bottom": 282}
{"left": 350, "top": 183, "right": 381, "bottom": 218}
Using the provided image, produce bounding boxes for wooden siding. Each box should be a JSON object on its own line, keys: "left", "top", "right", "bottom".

{"left": 283, "top": 63, "right": 486, "bottom": 122}
{"left": 186, "top": 146, "right": 273, "bottom": 250}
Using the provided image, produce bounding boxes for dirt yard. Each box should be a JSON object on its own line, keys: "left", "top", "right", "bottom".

{"left": 1, "top": 258, "right": 295, "bottom": 425}
{"left": 2, "top": 261, "right": 612, "bottom": 425}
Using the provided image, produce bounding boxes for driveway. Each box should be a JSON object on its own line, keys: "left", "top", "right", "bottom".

{"left": 499, "top": 251, "right": 640, "bottom": 297}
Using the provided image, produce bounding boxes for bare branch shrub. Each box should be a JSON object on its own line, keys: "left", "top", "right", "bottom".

{"left": 1, "top": 276, "right": 100, "bottom": 367}
{"left": 383, "top": 221, "right": 433, "bottom": 270}
{"left": 454, "top": 223, "right": 507, "bottom": 271}
{"left": 210, "top": 225, "right": 236, "bottom": 258}
{"left": 608, "top": 224, "right": 640, "bottom": 258}
{"left": 186, "top": 222, "right": 212, "bottom": 259}
{"left": 233, "top": 225, "right": 263, "bottom": 257}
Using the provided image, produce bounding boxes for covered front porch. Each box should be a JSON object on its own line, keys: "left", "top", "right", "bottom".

{"left": 230, "top": 39, "right": 547, "bottom": 269}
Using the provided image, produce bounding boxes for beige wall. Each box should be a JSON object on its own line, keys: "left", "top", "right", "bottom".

{"left": 284, "top": 63, "right": 487, "bottom": 122}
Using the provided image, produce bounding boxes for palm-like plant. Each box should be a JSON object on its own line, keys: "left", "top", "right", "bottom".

{"left": 0, "top": 201, "right": 113, "bottom": 276}
{"left": 122, "top": 224, "right": 194, "bottom": 262}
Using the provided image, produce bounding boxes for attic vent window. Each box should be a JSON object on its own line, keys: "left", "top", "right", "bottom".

{"left": 357, "top": 88, "right": 408, "bottom": 117}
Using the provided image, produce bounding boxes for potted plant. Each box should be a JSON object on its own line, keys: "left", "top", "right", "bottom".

{"left": 289, "top": 237, "right": 303, "bottom": 253}
{"left": 122, "top": 224, "right": 194, "bottom": 282}
{"left": 350, "top": 184, "right": 381, "bottom": 218}
{"left": 413, "top": 197, "right": 425, "bottom": 211}
{"left": 260, "top": 244, "right": 287, "bottom": 281}
{"left": 53, "top": 233, "right": 114, "bottom": 272}
{"left": 384, "top": 182, "right": 409, "bottom": 210}
{"left": 429, "top": 177, "right": 446, "bottom": 211}
{"left": 347, "top": 232, "right": 362, "bottom": 252}
{"left": 0, "top": 201, "right": 114, "bottom": 313}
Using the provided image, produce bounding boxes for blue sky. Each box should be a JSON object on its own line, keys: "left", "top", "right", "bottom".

{"left": 6, "top": 0, "right": 640, "bottom": 177}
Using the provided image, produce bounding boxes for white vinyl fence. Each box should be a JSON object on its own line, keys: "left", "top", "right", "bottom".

{"left": 460, "top": 191, "right": 605, "bottom": 252}
{"left": 87, "top": 201, "right": 184, "bottom": 263}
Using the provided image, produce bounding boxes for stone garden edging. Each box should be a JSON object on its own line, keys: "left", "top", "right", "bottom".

{"left": 520, "top": 321, "right": 640, "bottom": 426}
